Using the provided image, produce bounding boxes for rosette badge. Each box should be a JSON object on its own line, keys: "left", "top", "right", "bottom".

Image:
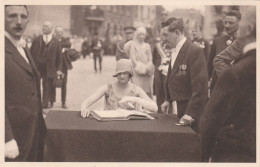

{"left": 226, "top": 39, "right": 232, "bottom": 46}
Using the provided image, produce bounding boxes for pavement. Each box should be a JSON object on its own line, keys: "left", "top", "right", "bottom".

{"left": 42, "top": 55, "right": 177, "bottom": 117}
{"left": 43, "top": 55, "right": 117, "bottom": 115}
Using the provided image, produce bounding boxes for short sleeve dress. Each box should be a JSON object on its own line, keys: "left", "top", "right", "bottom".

{"left": 104, "top": 83, "right": 141, "bottom": 111}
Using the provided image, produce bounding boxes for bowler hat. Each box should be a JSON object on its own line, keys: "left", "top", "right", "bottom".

{"left": 113, "top": 59, "right": 134, "bottom": 77}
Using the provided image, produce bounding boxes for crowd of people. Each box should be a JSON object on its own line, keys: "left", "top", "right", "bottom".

{"left": 5, "top": 5, "right": 256, "bottom": 163}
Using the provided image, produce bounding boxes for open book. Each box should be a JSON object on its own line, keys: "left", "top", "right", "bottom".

{"left": 90, "top": 109, "right": 155, "bottom": 121}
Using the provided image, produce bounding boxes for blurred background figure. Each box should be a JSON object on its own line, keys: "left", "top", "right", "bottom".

{"left": 115, "top": 26, "right": 136, "bottom": 61}
{"left": 200, "top": 7, "right": 256, "bottom": 162}
{"left": 30, "top": 21, "right": 63, "bottom": 109}
{"left": 54, "top": 26, "right": 80, "bottom": 109}
{"left": 191, "top": 22, "right": 210, "bottom": 62}
{"left": 129, "top": 27, "right": 155, "bottom": 98}
{"left": 152, "top": 19, "right": 172, "bottom": 113}
{"left": 81, "top": 37, "right": 90, "bottom": 59}
{"left": 208, "top": 10, "right": 241, "bottom": 94}
{"left": 91, "top": 32, "right": 104, "bottom": 73}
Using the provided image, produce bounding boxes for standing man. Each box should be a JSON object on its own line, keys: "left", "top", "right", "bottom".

{"left": 91, "top": 32, "right": 104, "bottom": 73}
{"left": 5, "top": 5, "right": 46, "bottom": 161}
{"left": 208, "top": 10, "right": 241, "bottom": 93}
{"left": 115, "top": 26, "right": 136, "bottom": 61}
{"left": 161, "top": 18, "right": 208, "bottom": 132}
{"left": 30, "top": 21, "right": 63, "bottom": 108}
{"left": 54, "top": 26, "right": 80, "bottom": 108}
{"left": 200, "top": 8, "right": 256, "bottom": 162}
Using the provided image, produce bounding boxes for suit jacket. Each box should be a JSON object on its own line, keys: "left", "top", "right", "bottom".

{"left": 30, "top": 35, "right": 62, "bottom": 78}
{"left": 5, "top": 37, "right": 47, "bottom": 161}
{"left": 115, "top": 40, "right": 129, "bottom": 61}
{"left": 213, "top": 40, "right": 242, "bottom": 77}
{"left": 166, "top": 40, "right": 208, "bottom": 119}
{"left": 200, "top": 49, "right": 256, "bottom": 162}
{"left": 208, "top": 34, "right": 233, "bottom": 78}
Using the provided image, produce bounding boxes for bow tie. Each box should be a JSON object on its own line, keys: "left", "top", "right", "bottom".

{"left": 17, "top": 38, "right": 26, "bottom": 48}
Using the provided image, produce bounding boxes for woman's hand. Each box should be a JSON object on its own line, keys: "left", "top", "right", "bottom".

{"left": 81, "top": 102, "right": 90, "bottom": 118}
{"left": 119, "top": 96, "right": 136, "bottom": 110}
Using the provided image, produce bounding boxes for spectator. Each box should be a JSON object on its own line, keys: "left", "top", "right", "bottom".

{"left": 91, "top": 32, "right": 104, "bottom": 73}
{"left": 200, "top": 8, "right": 256, "bottom": 162}
{"left": 128, "top": 27, "right": 155, "bottom": 98}
{"left": 30, "top": 21, "right": 63, "bottom": 108}
{"left": 208, "top": 10, "right": 241, "bottom": 93}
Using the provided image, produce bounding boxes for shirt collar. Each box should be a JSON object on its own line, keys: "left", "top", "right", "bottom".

{"left": 174, "top": 37, "right": 186, "bottom": 52}
{"left": 43, "top": 33, "right": 53, "bottom": 41}
{"left": 5, "top": 31, "right": 26, "bottom": 48}
{"left": 243, "top": 42, "right": 256, "bottom": 54}
{"left": 5, "top": 31, "right": 20, "bottom": 47}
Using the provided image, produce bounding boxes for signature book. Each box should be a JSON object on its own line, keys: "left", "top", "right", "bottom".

{"left": 90, "top": 109, "right": 155, "bottom": 121}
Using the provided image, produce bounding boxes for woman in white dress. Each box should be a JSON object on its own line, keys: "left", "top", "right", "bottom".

{"left": 127, "top": 27, "right": 154, "bottom": 98}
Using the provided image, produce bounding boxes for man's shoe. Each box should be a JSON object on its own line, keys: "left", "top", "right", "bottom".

{"left": 62, "top": 103, "right": 68, "bottom": 109}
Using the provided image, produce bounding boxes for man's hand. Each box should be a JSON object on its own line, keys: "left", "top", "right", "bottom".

{"left": 57, "top": 70, "right": 63, "bottom": 76}
{"left": 180, "top": 114, "right": 195, "bottom": 126}
{"left": 161, "top": 101, "right": 170, "bottom": 114}
{"left": 5, "top": 139, "right": 19, "bottom": 159}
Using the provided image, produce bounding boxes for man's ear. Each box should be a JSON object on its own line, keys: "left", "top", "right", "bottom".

{"left": 247, "top": 23, "right": 255, "bottom": 36}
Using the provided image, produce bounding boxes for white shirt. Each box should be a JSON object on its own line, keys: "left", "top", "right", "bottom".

{"left": 243, "top": 42, "right": 256, "bottom": 54}
{"left": 43, "top": 33, "right": 53, "bottom": 44}
{"left": 171, "top": 37, "right": 187, "bottom": 68}
{"left": 5, "top": 31, "right": 29, "bottom": 63}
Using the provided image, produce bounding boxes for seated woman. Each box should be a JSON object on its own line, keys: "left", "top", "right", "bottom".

{"left": 81, "top": 59, "right": 158, "bottom": 118}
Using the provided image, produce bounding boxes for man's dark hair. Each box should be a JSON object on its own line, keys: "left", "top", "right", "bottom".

{"left": 224, "top": 10, "right": 241, "bottom": 21}
{"left": 167, "top": 17, "right": 184, "bottom": 33}
{"left": 5, "top": 5, "right": 29, "bottom": 15}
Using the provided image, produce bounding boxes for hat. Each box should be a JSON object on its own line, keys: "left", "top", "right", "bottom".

{"left": 123, "top": 26, "right": 136, "bottom": 32}
{"left": 113, "top": 59, "right": 134, "bottom": 77}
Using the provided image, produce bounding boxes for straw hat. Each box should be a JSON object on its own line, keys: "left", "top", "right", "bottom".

{"left": 113, "top": 59, "right": 134, "bottom": 77}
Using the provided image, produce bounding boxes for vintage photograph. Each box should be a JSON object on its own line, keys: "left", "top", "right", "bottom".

{"left": 3, "top": 1, "right": 257, "bottom": 165}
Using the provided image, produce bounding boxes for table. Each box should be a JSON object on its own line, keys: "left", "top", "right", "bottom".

{"left": 44, "top": 110, "right": 201, "bottom": 162}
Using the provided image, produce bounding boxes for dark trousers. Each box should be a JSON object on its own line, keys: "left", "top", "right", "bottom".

{"left": 176, "top": 100, "right": 199, "bottom": 133}
{"left": 61, "top": 70, "right": 68, "bottom": 104}
{"left": 93, "top": 53, "right": 102, "bottom": 72}
{"left": 53, "top": 69, "right": 68, "bottom": 104}
{"left": 154, "top": 69, "right": 167, "bottom": 113}
{"left": 38, "top": 64, "right": 55, "bottom": 106}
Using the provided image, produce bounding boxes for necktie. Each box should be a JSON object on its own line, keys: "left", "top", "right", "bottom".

{"left": 45, "top": 35, "right": 48, "bottom": 44}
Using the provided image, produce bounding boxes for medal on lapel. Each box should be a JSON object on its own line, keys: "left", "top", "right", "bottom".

{"left": 179, "top": 64, "right": 187, "bottom": 71}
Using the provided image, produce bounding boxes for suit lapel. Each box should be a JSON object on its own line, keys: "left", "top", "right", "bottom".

{"left": 170, "top": 40, "right": 189, "bottom": 78}
{"left": 24, "top": 47, "right": 41, "bottom": 78}
{"left": 5, "top": 37, "right": 33, "bottom": 75}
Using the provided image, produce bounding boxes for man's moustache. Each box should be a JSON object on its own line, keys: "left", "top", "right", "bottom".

{"left": 13, "top": 27, "right": 23, "bottom": 31}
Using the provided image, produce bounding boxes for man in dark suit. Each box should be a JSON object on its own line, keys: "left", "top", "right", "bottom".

{"left": 5, "top": 5, "right": 46, "bottom": 161}
{"left": 54, "top": 26, "right": 80, "bottom": 108}
{"left": 208, "top": 10, "right": 241, "bottom": 93}
{"left": 91, "top": 32, "right": 104, "bottom": 73}
{"left": 161, "top": 17, "right": 208, "bottom": 131}
{"left": 200, "top": 8, "right": 256, "bottom": 162}
{"left": 30, "top": 21, "right": 63, "bottom": 108}
{"left": 115, "top": 26, "right": 136, "bottom": 61}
